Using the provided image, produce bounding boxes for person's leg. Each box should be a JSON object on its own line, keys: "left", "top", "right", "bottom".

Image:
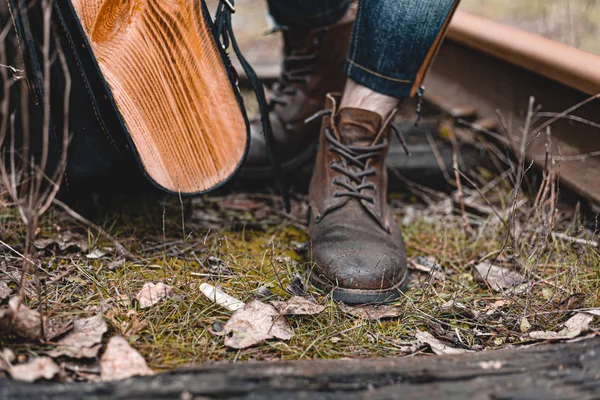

{"left": 266, "top": 0, "right": 350, "bottom": 29}
{"left": 340, "top": 0, "right": 460, "bottom": 118}
{"left": 308, "top": 0, "right": 460, "bottom": 304}
{"left": 243, "top": 0, "right": 354, "bottom": 175}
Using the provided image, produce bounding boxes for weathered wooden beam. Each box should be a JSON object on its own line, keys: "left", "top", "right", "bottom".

{"left": 2, "top": 337, "right": 599, "bottom": 399}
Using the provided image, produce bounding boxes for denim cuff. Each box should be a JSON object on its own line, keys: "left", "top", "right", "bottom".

{"left": 345, "top": 60, "right": 414, "bottom": 99}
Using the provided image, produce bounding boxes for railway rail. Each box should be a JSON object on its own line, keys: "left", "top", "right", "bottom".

{"left": 426, "top": 11, "right": 600, "bottom": 207}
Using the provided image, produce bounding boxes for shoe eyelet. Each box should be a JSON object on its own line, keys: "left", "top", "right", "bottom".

{"left": 329, "top": 161, "right": 336, "bottom": 168}
{"left": 385, "top": 225, "right": 391, "bottom": 233}
{"left": 315, "top": 213, "right": 322, "bottom": 222}
{"left": 333, "top": 192, "right": 340, "bottom": 198}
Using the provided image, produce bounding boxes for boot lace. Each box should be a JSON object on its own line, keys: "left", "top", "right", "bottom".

{"left": 305, "top": 108, "right": 411, "bottom": 204}
{"left": 268, "top": 27, "right": 319, "bottom": 108}
{"left": 325, "top": 128, "right": 385, "bottom": 204}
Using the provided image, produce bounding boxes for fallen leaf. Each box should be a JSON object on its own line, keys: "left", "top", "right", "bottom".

{"left": 415, "top": 331, "right": 472, "bottom": 355}
{"left": 473, "top": 262, "right": 525, "bottom": 292}
{"left": 0, "top": 297, "right": 42, "bottom": 340}
{"left": 271, "top": 296, "right": 325, "bottom": 316}
{"left": 285, "top": 275, "right": 306, "bottom": 297}
{"left": 107, "top": 259, "right": 126, "bottom": 271}
{"left": 440, "top": 300, "right": 480, "bottom": 319}
{"left": 256, "top": 285, "right": 275, "bottom": 300}
{"left": 46, "top": 314, "right": 107, "bottom": 359}
{"left": 221, "top": 300, "right": 293, "bottom": 349}
{"left": 409, "top": 256, "right": 446, "bottom": 281}
{"left": 530, "top": 312, "right": 596, "bottom": 340}
{"left": 135, "top": 282, "right": 172, "bottom": 309}
{"left": 86, "top": 248, "right": 107, "bottom": 260}
{"left": 34, "top": 232, "right": 89, "bottom": 253}
{"left": 0, "top": 348, "right": 15, "bottom": 372}
{"left": 9, "top": 357, "right": 60, "bottom": 382}
{"left": 520, "top": 317, "right": 531, "bottom": 333}
{"left": 44, "top": 315, "right": 74, "bottom": 341}
{"left": 0, "top": 281, "right": 11, "bottom": 300}
{"left": 100, "top": 337, "right": 153, "bottom": 381}
{"left": 339, "top": 304, "right": 403, "bottom": 320}
{"left": 2, "top": 348, "right": 15, "bottom": 364}
{"left": 199, "top": 283, "right": 244, "bottom": 312}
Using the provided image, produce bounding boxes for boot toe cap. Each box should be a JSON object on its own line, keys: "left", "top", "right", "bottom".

{"left": 310, "top": 222, "right": 407, "bottom": 291}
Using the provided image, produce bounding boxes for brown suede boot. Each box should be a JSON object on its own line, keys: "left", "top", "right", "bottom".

{"left": 307, "top": 94, "right": 408, "bottom": 304}
{"left": 242, "top": 6, "right": 356, "bottom": 176}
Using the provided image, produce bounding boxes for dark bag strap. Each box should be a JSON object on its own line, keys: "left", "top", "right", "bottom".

{"left": 214, "top": 0, "right": 291, "bottom": 213}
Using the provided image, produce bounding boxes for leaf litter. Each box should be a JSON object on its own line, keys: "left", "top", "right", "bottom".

{"left": 46, "top": 314, "right": 108, "bottom": 359}
{"left": 135, "top": 282, "right": 173, "bottom": 309}
{"left": 473, "top": 262, "right": 526, "bottom": 292}
{"left": 8, "top": 357, "right": 60, "bottom": 382}
{"left": 529, "top": 312, "right": 598, "bottom": 340}
{"left": 415, "top": 331, "right": 473, "bottom": 355}
{"left": 339, "top": 304, "right": 403, "bottom": 320}
{"left": 100, "top": 336, "right": 154, "bottom": 381}
{"left": 271, "top": 296, "right": 326, "bottom": 316}
{"left": 218, "top": 300, "right": 293, "bottom": 349}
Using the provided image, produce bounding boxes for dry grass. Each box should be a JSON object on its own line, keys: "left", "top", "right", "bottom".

{"left": 2, "top": 106, "right": 599, "bottom": 371}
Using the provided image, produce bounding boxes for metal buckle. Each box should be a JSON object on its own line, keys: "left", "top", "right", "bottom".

{"left": 221, "top": 0, "right": 235, "bottom": 13}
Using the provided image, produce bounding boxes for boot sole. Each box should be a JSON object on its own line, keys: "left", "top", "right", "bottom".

{"left": 67, "top": 0, "right": 249, "bottom": 195}
{"left": 238, "top": 137, "right": 319, "bottom": 179}
{"left": 309, "top": 268, "right": 409, "bottom": 305}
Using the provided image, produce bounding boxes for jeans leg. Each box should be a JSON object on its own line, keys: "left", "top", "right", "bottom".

{"left": 345, "top": 0, "right": 460, "bottom": 98}
{"left": 267, "top": 0, "right": 350, "bottom": 29}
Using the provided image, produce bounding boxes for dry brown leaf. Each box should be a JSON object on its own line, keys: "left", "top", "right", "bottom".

{"left": 199, "top": 283, "right": 244, "bottom": 312}
{"left": 221, "top": 300, "right": 293, "bottom": 349}
{"left": 0, "top": 281, "right": 11, "bottom": 300}
{"left": 0, "top": 297, "right": 42, "bottom": 340}
{"left": 473, "top": 262, "right": 525, "bottom": 292}
{"left": 44, "top": 315, "right": 74, "bottom": 341}
{"left": 285, "top": 275, "right": 306, "bottom": 297}
{"left": 100, "top": 337, "right": 153, "bottom": 381}
{"left": 46, "top": 314, "right": 107, "bottom": 359}
{"left": 135, "top": 282, "right": 172, "bottom": 309}
{"left": 271, "top": 296, "right": 325, "bottom": 316}
{"left": 440, "top": 300, "right": 480, "bottom": 319}
{"left": 34, "top": 232, "right": 89, "bottom": 253}
{"left": 339, "top": 304, "right": 403, "bottom": 320}
{"left": 415, "top": 331, "right": 472, "bottom": 355}
{"left": 530, "top": 312, "right": 596, "bottom": 340}
{"left": 86, "top": 248, "right": 108, "bottom": 259}
{"left": 409, "top": 256, "right": 446, "bottom": 281}
{"left": 9, "top": 357, "right": 60, "bottom": 382}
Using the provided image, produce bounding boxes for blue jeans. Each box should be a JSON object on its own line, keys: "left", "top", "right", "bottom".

{"left": 267, "top": 0, "right": 460, "bottom": 98}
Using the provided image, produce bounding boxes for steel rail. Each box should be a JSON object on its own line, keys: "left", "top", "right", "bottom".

{"left": 446, "top": 11, "right": 600, "bottom": 96}
{"left": 424, "top": 11, "right": 600, "bottom": 206}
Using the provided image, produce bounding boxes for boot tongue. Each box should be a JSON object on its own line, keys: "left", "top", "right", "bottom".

{"left": 336, "top": 108, "right": 382, "bottom": 146}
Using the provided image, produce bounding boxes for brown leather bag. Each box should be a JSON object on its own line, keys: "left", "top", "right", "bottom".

{"left": 8, "top": 0, "right": 288, "bottom": 206}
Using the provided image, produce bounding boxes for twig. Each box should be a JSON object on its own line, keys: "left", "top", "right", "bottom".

{"left": 551, "top": 232, "right": 598, "bottom": 248}
{"left": 53, "top": 198, "right": 135, "bottom": 261}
